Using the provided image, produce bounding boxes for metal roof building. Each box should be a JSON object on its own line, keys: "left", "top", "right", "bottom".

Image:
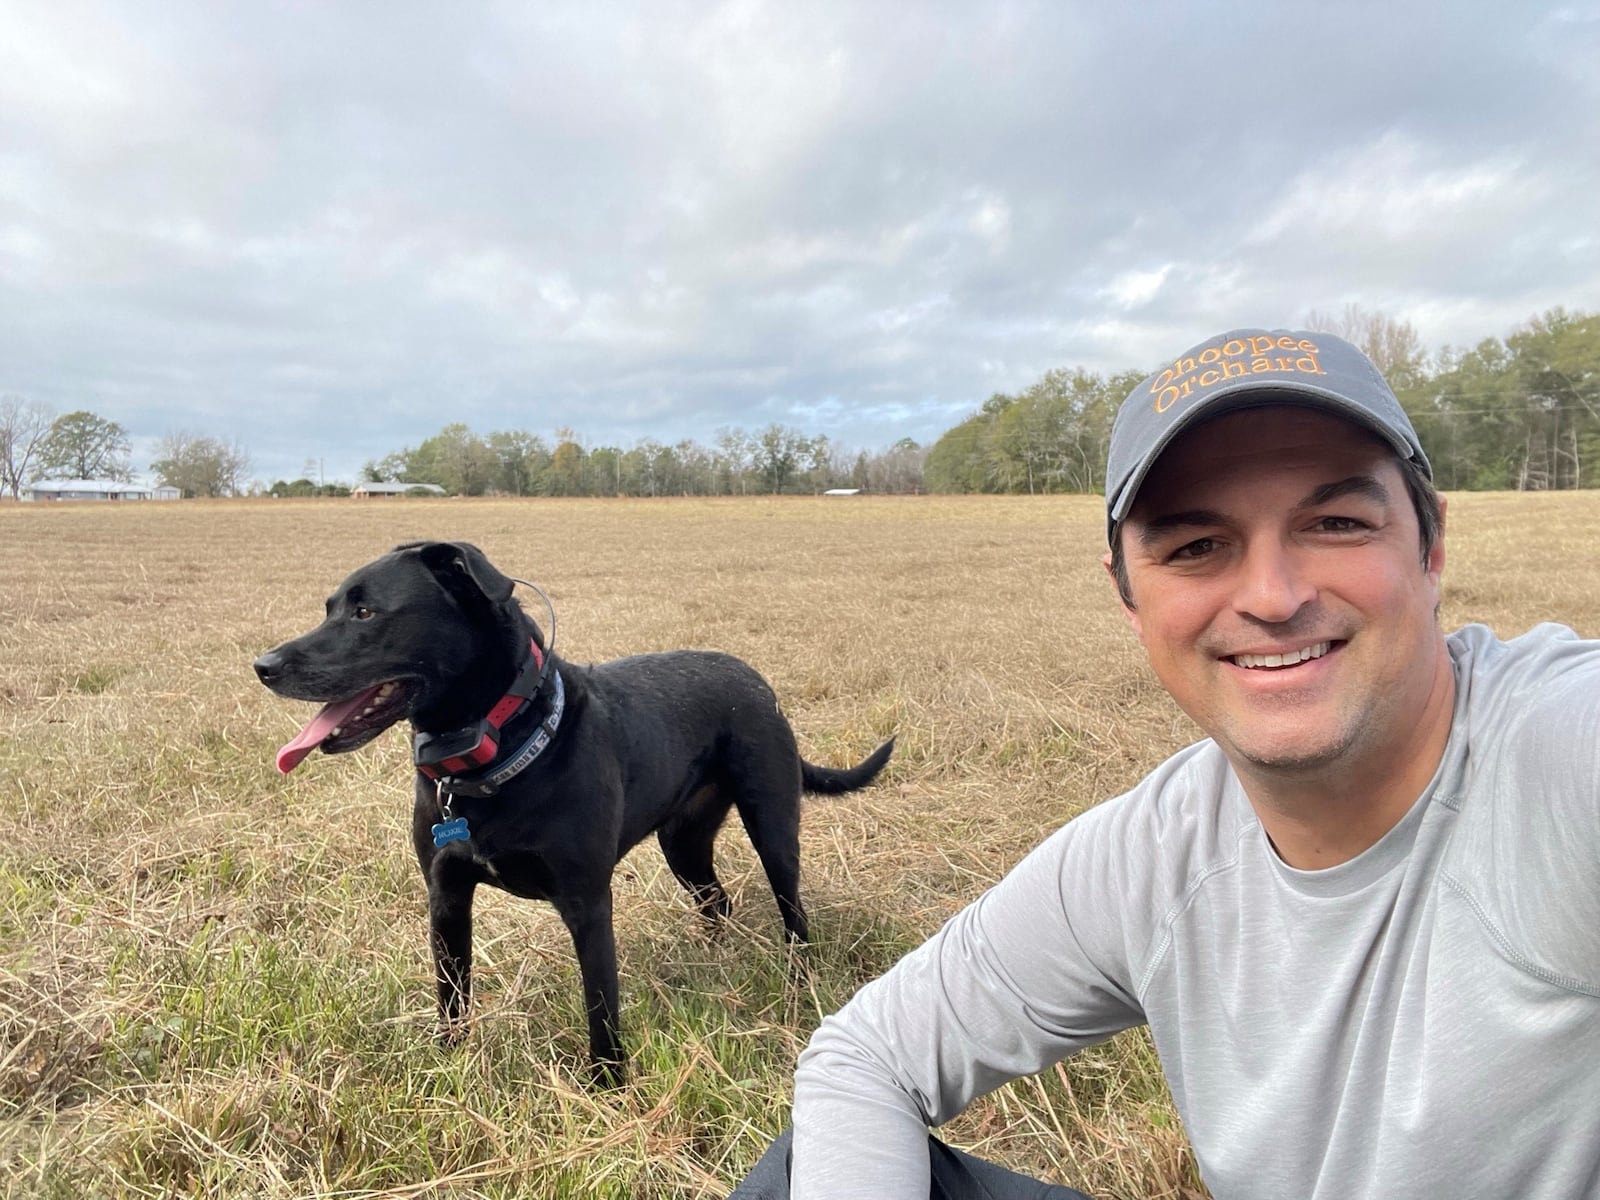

{"left": 23, "top": 479, "right": 170, "bottom": 501}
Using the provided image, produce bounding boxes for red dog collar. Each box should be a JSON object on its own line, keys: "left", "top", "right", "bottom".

{"left": 414, "top": 638, "right": 548, "bottom": 780}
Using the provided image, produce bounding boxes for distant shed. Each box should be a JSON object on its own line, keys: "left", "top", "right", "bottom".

{"left": 823, "top": 488, "right": 861, "bottom": 496}
{"left": 350, "top": 482, "right": 448, "bottom": 498}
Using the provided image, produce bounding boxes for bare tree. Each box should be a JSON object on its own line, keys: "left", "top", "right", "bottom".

{"left": 0, "top": 395, "right": 54, "bottom": 499}
{"left": 714, "top": 426, "right": 754, "bottom": 494}
{"left": 868, "top": 437, "right": 929, "bottom": 494}
{"left": 1305, "top": 304, "right": 1426, "bottom": 388}
{"left": 150, "top": 431, "right": 252, "bottom": 497}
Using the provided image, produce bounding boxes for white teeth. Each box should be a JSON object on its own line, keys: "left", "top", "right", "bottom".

{"left": 1233, "top": 641, "right": 1330, "bottom": 669}
{"left": 331, "top": 726, "right": 343, "bottom": 737}
{"left": 378, "top": 683, "right": 395, "bottom": 698}
{"left": 361, "top": 706, "right": 375, "bottom": 716}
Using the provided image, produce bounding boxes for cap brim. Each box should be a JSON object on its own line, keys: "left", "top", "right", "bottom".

{"left": 1105, "top": 381, "right": 1424, "bottom": 538}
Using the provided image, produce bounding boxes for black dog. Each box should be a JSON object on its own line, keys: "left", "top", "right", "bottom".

{"left": 253, "top": 540, "right": 893, "bottom": 1083}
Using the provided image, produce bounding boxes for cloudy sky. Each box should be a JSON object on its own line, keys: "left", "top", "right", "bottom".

{"left": 3, "top": 2, "right": 1597, "bottom": 485}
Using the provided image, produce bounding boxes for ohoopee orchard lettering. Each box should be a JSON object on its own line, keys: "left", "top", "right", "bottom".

{"left": 1145, "top": 334, "right": 1329, "bottom": 413}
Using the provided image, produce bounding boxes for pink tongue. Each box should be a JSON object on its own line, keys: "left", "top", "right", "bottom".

{"left": 275, "top": 686, "right": 384, "bottom": 774}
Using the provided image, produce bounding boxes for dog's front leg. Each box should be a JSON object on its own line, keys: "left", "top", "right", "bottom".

{"left": 428, "top": 856, "right": 478, "bottom": 1044}
{"left": 554, "top": 887, "right": 624, "bottom": 1087}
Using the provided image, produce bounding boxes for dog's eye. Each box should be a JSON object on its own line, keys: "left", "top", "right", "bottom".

{"left": 352, "top": 605, "right": 375, "bottom": 621}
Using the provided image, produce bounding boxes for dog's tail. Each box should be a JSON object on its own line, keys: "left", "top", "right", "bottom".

{"left": 801, "top": 736, "right": 895, "bottom": 794}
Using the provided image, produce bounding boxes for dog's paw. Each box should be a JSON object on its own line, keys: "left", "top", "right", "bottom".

{"left": 782, "top": 939, "right": 815, "bottom": 983}
{"left": 588, "top": 1057, "right": 627, "bottom": 1091}
{"left": 692, "top": 911, "right": 732, "bottom": 945}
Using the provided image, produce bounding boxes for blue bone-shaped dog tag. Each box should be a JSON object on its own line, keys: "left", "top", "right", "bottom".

{"left": 432, "top": 817, "right": 471, "bottom": 847}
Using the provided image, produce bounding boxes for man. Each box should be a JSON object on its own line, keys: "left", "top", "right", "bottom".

{"left": 732, "top": 329, "right": 1600, "bottom": 1199}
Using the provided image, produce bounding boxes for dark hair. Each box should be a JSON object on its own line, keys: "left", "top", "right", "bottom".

{"left": 1110, "top": 454, "right": 1441, "bottom": 610}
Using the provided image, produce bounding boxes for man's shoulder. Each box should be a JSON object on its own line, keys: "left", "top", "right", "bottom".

{"left": 1449, "top": 621, "right": 1600, "bottom": 697}
{"left": 1096, "top": 738, "right": 1243, "bottom": 824}
{"left": 1000, "top": 741, "right": 1256, "bottom": 991}
{"left": 1050, "top": 739, "right": 1253, "bottom": 895}
{"left": 1442, "top": 624, "right": 1600, "bottom": 994}
{"left": 1448, "top": 621, "right": 1600, "bottom": 769}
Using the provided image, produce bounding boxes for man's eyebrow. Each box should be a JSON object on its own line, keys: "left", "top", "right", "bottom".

{"left": 1301, "top": 475, "right": 1392, "bottom": 509}
{"left": 1136, "top": 510, "right": 1227, "bottom": 548}
{"left": 1134, "top": 475, "right": 1394, "bottom": 550}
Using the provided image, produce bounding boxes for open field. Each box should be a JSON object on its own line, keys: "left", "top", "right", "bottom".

{"left": 3, "top": 492, "right": 1597, "bottom": 1199}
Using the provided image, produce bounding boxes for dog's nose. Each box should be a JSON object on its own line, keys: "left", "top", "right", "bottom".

{"left": 253, "top": 649, "right": 285, "bottom": 684}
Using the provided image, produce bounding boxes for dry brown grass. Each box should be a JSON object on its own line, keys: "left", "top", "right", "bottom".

{"left": 2, "top": 492, "right": 1595, "bottom": 1199}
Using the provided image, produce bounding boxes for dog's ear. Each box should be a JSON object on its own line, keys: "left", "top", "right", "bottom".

{"left": 404, "top": 541, "right": 516, "bottom": 607}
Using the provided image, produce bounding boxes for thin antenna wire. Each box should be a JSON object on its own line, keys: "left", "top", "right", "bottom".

{"left": 509, "top": 576, "right": 557, "bottom": 658}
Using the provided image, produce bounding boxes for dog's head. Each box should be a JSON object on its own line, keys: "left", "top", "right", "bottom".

{"left": 254, "top": 541, "right": 540, "bottom": 772}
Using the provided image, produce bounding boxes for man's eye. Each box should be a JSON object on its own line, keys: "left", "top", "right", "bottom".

{"left": 1170, "top": 537, "right": 1216, "bottom": 561}
{"left": 1316, "top": 516, "right": 1366, "bottom": 533}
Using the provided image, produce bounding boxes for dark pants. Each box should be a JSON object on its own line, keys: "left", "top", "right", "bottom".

{"left": 728, "top": 1128, "right": 1093, "bottom": 1199}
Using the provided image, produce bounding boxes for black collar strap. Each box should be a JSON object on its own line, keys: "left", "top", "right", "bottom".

{"left": 413, "top": 638, "right": 563, "bottom": 794}
{"left": 425, "top": 670, "right": 565, "bottom": 799}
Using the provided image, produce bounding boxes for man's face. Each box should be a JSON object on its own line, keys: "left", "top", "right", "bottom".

{"left": 1109, "top": 406, "right": 1446, "bottom": 777}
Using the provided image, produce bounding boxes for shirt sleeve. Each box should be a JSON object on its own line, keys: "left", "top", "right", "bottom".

{"left": 1474, "top": 625, "right": 1600, "bottom": 992}
{"left": 790, "top": 802, "right": 1156, "bottom": 1199}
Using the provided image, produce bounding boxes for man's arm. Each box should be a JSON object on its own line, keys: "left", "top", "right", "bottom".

{"left": 789, "top": 809, "right": 1153, "bottom": 1198}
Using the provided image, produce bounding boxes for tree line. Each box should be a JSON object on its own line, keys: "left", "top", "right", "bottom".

{"left": 4, "top": 307, "right": 1595, "bottom": 502}
{"left": 344, "top": 424, "right": 929, "bottom": 498}
{"left": 922, "top": 306, "right": 1600, "bottom": 496}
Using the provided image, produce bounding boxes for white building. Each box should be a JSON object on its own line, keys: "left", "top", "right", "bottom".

{"left": 24, "top": 478, "right": 163, "bottom": 502}
{"left": 350, "top": 482, "right": 448, "bottom": 498}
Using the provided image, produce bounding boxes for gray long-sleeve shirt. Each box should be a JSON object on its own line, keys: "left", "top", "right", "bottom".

{"left": 793, "top": 624, "right": 1600, "bottom": 1199}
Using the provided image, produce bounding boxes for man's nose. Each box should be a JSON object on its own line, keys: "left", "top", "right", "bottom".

{"left": 1232, "top": 540, "right": 1316, "bottom": 624}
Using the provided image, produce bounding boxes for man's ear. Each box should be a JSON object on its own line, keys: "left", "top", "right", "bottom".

{"left": 1425, "top": 496, "right": 1447, "bottom": 593}
{"left": 1103, "top": 551, "right": 1143, "bottom": 638}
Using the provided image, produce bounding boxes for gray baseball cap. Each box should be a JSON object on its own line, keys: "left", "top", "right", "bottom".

{"left": 1104, "top": 328, "right": 1431, "bottom": 545}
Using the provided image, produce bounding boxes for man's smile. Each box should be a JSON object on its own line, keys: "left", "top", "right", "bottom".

{"left": 1227, "top": 640, "right": 1335, "bottom": 670}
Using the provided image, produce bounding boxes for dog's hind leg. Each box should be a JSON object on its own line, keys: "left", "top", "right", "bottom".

{"left": 552, "top": 886, "right": 625, "bottom": 1087}
{"left": 657, "top": 803, "right": 734, "bottom": 930}
{"left": 732, "top": 789, "right": 809, "bottom": 945}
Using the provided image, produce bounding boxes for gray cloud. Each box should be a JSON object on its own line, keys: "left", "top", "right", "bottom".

{"left": 2, "top": 1, "right": 1596, "bottom": 484}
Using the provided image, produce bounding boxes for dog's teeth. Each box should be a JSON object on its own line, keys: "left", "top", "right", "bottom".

{"left": 362, "top": 705, "right": 375, "bottom": 716}
{"left": 330, "top": 726, "right": 343, "bottom": 737}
